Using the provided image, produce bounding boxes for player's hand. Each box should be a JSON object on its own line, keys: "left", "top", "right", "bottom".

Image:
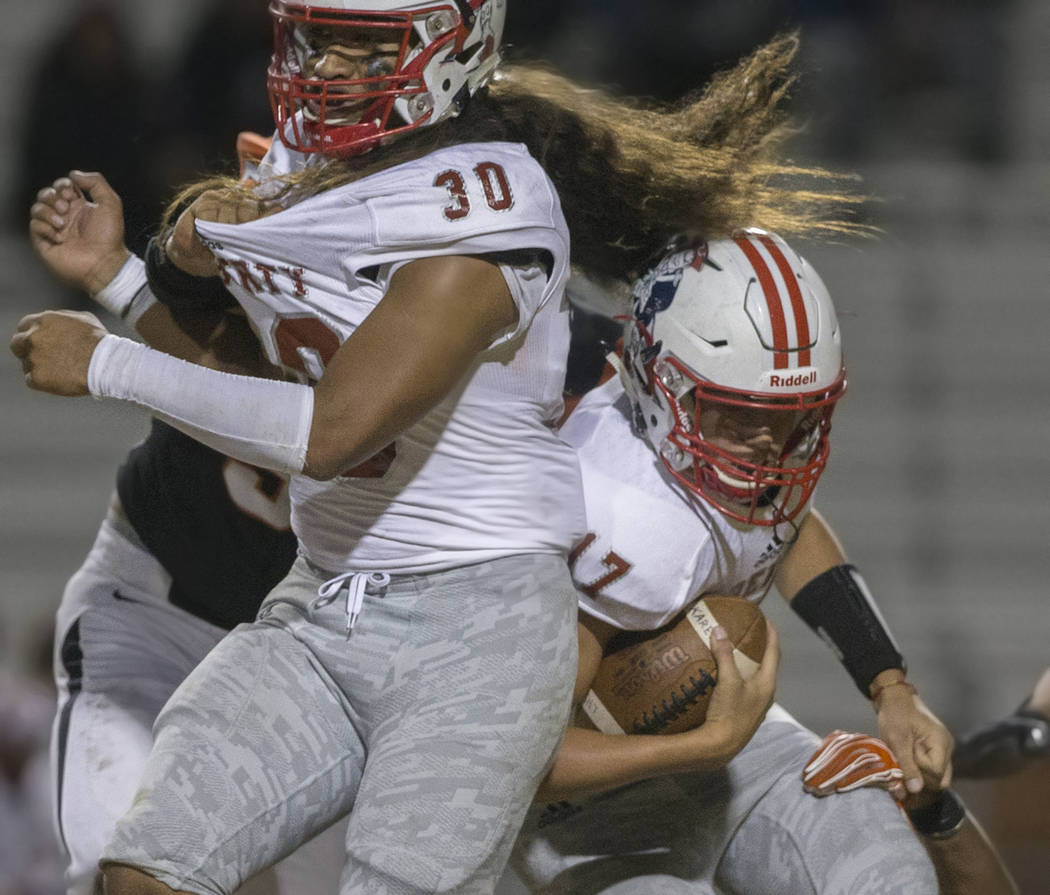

{"left": 29, "top": 171, "right": 131, "bottom": 295}
{"left": 802, "top": 730, "right": 904, "bottom": 798}
{"left": 874, "top": 679, "right": 953, "bottom": 797}
{"left": 166, "top": 189, "right": 275, "bottom": 278}
{"left": 10, "top": 310, "right": 109, "bottom": 397}
{"left": 697, "top": 620, "right": 779, "bottom": 762}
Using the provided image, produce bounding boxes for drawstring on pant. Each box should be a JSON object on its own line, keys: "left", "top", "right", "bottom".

{"left": 313, "top": 571, "right": 391, "bottom": 637}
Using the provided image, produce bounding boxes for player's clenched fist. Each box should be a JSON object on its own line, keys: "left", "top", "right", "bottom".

{"left": 9, "top": 310, "right": 108, "bottom": 396}
{"left": 166, "top": 189, "right": 276, "bottom": 278}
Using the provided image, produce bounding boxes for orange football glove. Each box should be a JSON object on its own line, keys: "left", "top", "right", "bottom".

{"left": 802, "top": 730, "right": 904, "bottom": 797}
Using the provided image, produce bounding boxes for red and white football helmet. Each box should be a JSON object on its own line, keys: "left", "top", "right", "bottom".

{"left": 619, "top": 230, "right": 846, "bottom": 525}
{"left": 268, "top": 0, "right": 505, "bottom": 156}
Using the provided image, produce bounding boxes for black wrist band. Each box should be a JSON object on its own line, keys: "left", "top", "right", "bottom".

{"left": 791, "top": 564, "right": 905, "bottom": 697}
{"left": 905, "top": 789, "right": 967, "bottom": 840}
{"left": 145, "top": 235, "right": 234, "bottom": 312}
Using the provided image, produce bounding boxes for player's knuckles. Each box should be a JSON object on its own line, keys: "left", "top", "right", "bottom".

{"left": 30, "top": 203, "right": 54, "bottom": 223}
{"left": 243, "top": 199, "right": 276, "bottom": 222}
{"left": 881, "top": 728, "right": 911, "bottom": 755}
{"left": 187, "top": 202, "right": 216, "bottom": 224}
{"left": 228, "top": 198, "right": 266, "bottom": 224}
{"left": 919, "top": 746, "right": 950, "bottom": 776}
{"left": 232, "top": 200, "right": 254, "bottom": 222}
{"left": 192, "top": 192, "right": 230, "bottom": 222}
{"left": 8, "top": 334, "right": 27, "bottom": 359}
{"left": 14, "top": 313, "right": 41, "bottom": 333}
{"left": 28, "top": 212, "right": 52, "bottom": 233}
{"left": 28, "top": 218, "right": 52, "bottom": 241}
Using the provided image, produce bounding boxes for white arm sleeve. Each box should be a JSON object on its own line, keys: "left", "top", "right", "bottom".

{"left": 87, "top": 334, "right": 313, "bottom": 474}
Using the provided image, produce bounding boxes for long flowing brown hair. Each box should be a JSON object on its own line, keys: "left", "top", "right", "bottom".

{"left": 164, "top": 33, "right": 863, "bottom": 285}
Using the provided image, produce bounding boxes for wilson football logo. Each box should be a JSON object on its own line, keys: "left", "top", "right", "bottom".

{"left": 609, "top": 645, "right": 691, "bottom": 701}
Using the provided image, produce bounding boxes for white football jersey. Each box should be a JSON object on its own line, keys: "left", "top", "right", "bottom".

{"left": 195, "top": 141, "right": 584, "bottom": 573}
{"left": 562, "top": 378, "right": 809, "bottom": 630}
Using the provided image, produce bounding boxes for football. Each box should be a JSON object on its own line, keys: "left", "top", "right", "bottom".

{"left": 582, "top": 595, "right": 767, "bottom": 735}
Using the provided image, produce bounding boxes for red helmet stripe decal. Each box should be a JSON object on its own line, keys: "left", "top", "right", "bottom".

{"left": 758, "top": 234, "right": 811, "bottom": 367}
{"left": 734, "top": 235, "right": 790, "bottom": 369}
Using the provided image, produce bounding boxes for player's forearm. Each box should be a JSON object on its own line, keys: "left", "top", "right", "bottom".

{"left": 774, "top": 509, "right": 845, "bottom": 598}
{"left": 85, "top": 328, "right": 438, "bottom": 481}
{"left": 780, "top": 512, "right": 907, "bottom": 697}
{"left": 87, "top": 335, "right": 314, "bottom": 475}
{"left": 536, "top": 724, "right": 735, "bottom": 802}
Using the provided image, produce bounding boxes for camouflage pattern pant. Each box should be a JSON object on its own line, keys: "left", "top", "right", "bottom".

{"left": 103, "top": 553, "right": 578, "bottom": 895}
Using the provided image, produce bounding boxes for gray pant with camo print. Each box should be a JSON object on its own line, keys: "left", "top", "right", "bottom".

{"left": 511, "top": 705, "right": 938, "bottom": 895}
{"left": 102, "top": 553, "right": 578, "bottom": 895}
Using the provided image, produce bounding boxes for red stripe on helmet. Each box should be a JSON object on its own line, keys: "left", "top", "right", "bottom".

{"left": 734, "top": 235, "right": 789, "bottom": 369}
{"left": 758, "top": 234, "right": 811, "bottom": 367}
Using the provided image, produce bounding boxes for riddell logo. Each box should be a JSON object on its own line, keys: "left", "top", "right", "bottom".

{"left": 767, "top": 370, "right": 817, "bottom": 388}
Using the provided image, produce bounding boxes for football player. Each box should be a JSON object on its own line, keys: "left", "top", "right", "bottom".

{"left": 12, "top": 3, "right": 862, "bottom": 893}
{"left": 28, "top": 144, "right": 346, "bottom": 895}
{"left": 511, "top": 232, "right": 955, "bottom": 893}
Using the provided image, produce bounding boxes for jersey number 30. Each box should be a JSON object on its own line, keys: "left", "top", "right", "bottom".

{"left": 435, "top": 162, "right": 514, "bottom": 221}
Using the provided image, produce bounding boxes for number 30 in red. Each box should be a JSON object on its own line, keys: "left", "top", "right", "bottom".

{"left": 436, "top": 162, "right": 514, "bottom": 222}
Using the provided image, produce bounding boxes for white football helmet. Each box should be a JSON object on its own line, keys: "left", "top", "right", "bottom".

{"left": 268, "top": 0, "right": 506, "bottom": 156}
{"left": 619, "top": 230, "right": 846, "bottom": 525}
